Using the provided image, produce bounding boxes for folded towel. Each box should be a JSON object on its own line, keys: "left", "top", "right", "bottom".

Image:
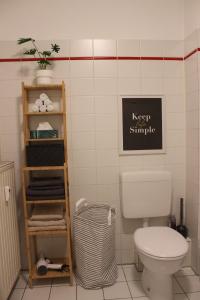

{"left": 27, "top": 194, "right": 65, "bottom": 200}
{"left": 35, "top": 98, "right": 43, "bottom": 107}
{"left": 32, "top": 104, "right": 40, "bottom": 112}
{"left": 27, "top": 187, "right": 65, "bottom": 197}
{"left": 30, "top": 205, "right": 64, "bottom": 220}
{"left": 28, "top": 225, "right": 66, "bottom": 231}
{"left": 29, "top": 185, "right": 64, "bottom": 191}
{"left": 43, "top": 98, "right": 52, "bottom": 106}
{"left": 30, "top": 177, "right": 64, "bottom": 187}
{"left": 39, "top": 104, "right": 47, "bottom": 112}
{"left": 28, "top": 218, "right": 65, "bottom": 227}
{"left": 46, "top": 104, "right": 54, "bottom": 112}
{"left": 40, "top": 93, "right": 49, "bottom": 101}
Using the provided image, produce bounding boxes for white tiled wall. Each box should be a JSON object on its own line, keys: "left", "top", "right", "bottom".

{"left": 0, "top": 39, "right": 185, "bottom": 266}
{"left": 184, "top": 29, "right": 200, "bottom": 273}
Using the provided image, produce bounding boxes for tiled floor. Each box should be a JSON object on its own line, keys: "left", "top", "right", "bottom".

{"left": 9, "top": 265, "right": 200, "bottom": 300}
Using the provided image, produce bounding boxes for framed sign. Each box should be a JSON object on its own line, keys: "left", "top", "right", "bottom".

{"left": 118, "top": 95, "right": 166, "bottom": 155}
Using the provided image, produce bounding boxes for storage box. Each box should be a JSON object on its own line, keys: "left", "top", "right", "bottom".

{"left": 30, "top": 130, "right": 58, "bottom": 139}
{"left": 26, "top": 142, "right": 64, "bottom": 166}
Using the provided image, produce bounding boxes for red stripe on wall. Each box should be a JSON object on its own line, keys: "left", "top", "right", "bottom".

{"left": 0, "top": 51, "right": 199, "bottom": 63}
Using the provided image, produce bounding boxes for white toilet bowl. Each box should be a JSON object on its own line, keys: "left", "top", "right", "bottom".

{"left": 134, "top": 226, "right": 188, "bottom": 300}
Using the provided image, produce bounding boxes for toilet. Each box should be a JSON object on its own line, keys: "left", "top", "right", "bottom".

{"left": 120, "top": 171, "right": 188, "bottom": 300}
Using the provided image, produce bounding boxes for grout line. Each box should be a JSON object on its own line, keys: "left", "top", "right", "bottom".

{"left": 47, "top": 284, "right": 52, "bottom": 300}
{"left": 20, "top": 287, "right": 26, "bottom": 300}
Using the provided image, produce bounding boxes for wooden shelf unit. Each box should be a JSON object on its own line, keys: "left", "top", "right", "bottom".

{"left": 21, "top": 81, "right": 73, "bottom": 287}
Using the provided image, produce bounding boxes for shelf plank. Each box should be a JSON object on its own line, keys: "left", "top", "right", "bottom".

{"left": 26, "top": 200, "right": 66, "bottom": 205}
{"left": 28, "top": 138, "right": 64, "bottom": 142}
{"left": 25, "top": 112, "right": 64, "bottom": 116}
{"left": 24, "top": 84, "right": 62, "bottom": 91}
{"left": 28, "top": 229, "right": 67, "bottom": 236}
{"left": 23, "top": 166, "right": 65, "bottom": 171}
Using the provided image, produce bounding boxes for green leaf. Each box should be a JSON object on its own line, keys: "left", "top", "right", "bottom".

{"left": 51, "top": 44, "right": 60, "bottom": 53}
{"left": 38, "top": 60, "right": 51, "bottom": 66}
{"left": 42, "top": 51, "right": 51, "bottom": 57}
{"left": 17, "top": 38, "right": 35, "bottom": 45}
{"left": 24, "top": 49, "right": 37, "bottom": 55}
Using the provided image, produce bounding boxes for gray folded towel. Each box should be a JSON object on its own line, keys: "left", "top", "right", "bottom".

{"left": 30, "top": 205, "right": 64, "bottom": 221}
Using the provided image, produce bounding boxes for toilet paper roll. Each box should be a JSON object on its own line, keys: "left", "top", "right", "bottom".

{"left": 32, "top": 104, "right": 40, "bottom": 112}
{"left": 40, "top": 93, "right": 49, "bottom": 101}
{"left": 46, "top": 104, "right": 54, "bottom": 112}
{"left": 43, "top": 98, "right": 52, "bottom": 106}
{"left": 35, "top": 98, "right": 43, "bottom": 107}
{"left": 39, "top": 104, "right": 47, "bottom": 112}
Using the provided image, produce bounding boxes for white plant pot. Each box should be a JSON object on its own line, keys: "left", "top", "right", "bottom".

{"left": 36, "top": 70, "right": 53, "bottom": 85}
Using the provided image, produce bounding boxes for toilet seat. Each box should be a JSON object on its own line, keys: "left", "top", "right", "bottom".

{"left": 134, "top": 226, "right": 188, "bottom": 259}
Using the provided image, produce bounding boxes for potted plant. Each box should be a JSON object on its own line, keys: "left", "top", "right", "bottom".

{"left": 17, "top": 38, "right": 60, "bottom": 84}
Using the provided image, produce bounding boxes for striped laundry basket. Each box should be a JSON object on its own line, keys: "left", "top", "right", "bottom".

{"left": 73, "top": 199, "right": 118, "bottom": 289}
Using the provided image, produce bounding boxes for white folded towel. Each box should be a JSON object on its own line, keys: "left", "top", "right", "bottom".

{"left": 43, "top": 98, "right": 52, "bottom": 106}
{"left": 32, "top": 104, "right": 40, "bottom": 112}
{"left": 46, "top": 104, "right": 54, "bottom": 112}
{"left": 39, "top": 104, "right": 47, "bottom": 112}
{"left": 40, "top": 93, "right": 49, "bottom": 101}
{"left": 37, "top": 122, "right": 53, "bottom": 130}
{"left": 35, "top": 98, "right": 43, "bottom": 107}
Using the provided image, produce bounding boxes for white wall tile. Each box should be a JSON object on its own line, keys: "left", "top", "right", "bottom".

{"left": 96, "top": 149, "right": 119, "bottom": 166}
{"left": 117, "top": 40, "right": 140, "bottom": 56}
{"left": 71, "top": 131, "right": 95, "bottom": 150}
{"left": 141, "top": 60, "right": 164, "bottom": 78}
{"left": 164, "top": 61, "right": 184, "bottom": 78}
{"left": 72, "top": 150, "right": 96, "bottom": 167}
{"left": 97, "top": 166, "right": 119, "bottom": 184}
{"left": 118, "top": 61, "right": 141, "bottom": 78}
{"left": 163, "top": 40, "right": 184, "bottom": 57}
{"left": 70, "top": 39, "right": 93, "bottom": 56}
{"left": 94, "top": 60, "right": 117, "bottom": 77}
{"left": 94, "top": 78, "right": 117, "bottom": 95}
{"left": 141, "top": 78, "right": 163, "bottom": 94}
{"left": 95, "top": 114, "right": 118, "bottom": 131}
{"left": 70, "top": 60, "right": 93, "bottom": 77}
{"left": 118, "top": 78, "right": 141, "bottom": 94}
{"left": 95, "top": 131, "right": 118, "bottom": 149}
{"left": 70, "top": 96, "right": 94, "bottom": 114}
{"left": 70, "top": 78, "right": 94, "bottom": 95}
{"left": 94, "top": 96, "right": 117, "bottom": 114}
{"left": 93, "top": 40, "right": 116, "bottom": 56}
{"left": 140, "top": 40, "right": 164, "bottom": 56}
{"left": 71, "top": 114, "right": 95, "bottom": 131}
{"left": 71, "top": 167, "right": 97, "bottom": 185}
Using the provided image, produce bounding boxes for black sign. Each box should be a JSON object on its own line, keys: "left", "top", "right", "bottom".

{"left": 122, "top": 97, "right": 163, "bottom": 151}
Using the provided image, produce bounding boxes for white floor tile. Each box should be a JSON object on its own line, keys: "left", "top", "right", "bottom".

{"left": 23, "top": 287, "right": 51, "bottom": 300}
{"left": 174, "top": 294, "right": 188, "bottom": 300}
{"left": 127, "top": 280, "right": 146, "bottom": 298}
{"left": 103, "top": 282, "right": 131, "bottom": 299}
{"left": 123, "top": 264, "right": 142, "bottom": 281}
{"left": 116, "top": 265, "right": 126, "bottom": 282}
{"left": 176, "top": 276, "right": 200, "bottom": 293}
{"left": 175, "top": 267, "right": 195, "bottom": 277}
{"left": 77, "top": 285, "right": 104, "bottom": 300}
{"left": 15, "top": 274, "right": 27, "bottom": 288}
{"left": 173, "top": 278, "right": 184, "bottom": 294}
{"left": 49, "top": 285, "right": 76, "bottom": 300}
{"left": 187, "top": 292, "right": 200, "bottom": 300}
{"left": 52, "top": 277, "right": 71, "bottom": 286}
{"left": 31, "top": 278, "right": 52, "bottom": 287}
{"left": 9, "top": 289, "right": 24, "bottom": 300}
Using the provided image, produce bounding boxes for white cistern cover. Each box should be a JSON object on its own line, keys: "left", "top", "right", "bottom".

{"left": 134, "top": 227, "right": 188, "bottom": 258}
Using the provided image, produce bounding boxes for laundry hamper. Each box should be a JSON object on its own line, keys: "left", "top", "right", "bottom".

{"left": 73, "top": 199, "right": 118, "bottom": 289}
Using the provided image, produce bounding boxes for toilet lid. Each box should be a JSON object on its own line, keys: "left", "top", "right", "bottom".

{"left": 134, "top": 226, "right": 188, "bottom": 258}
